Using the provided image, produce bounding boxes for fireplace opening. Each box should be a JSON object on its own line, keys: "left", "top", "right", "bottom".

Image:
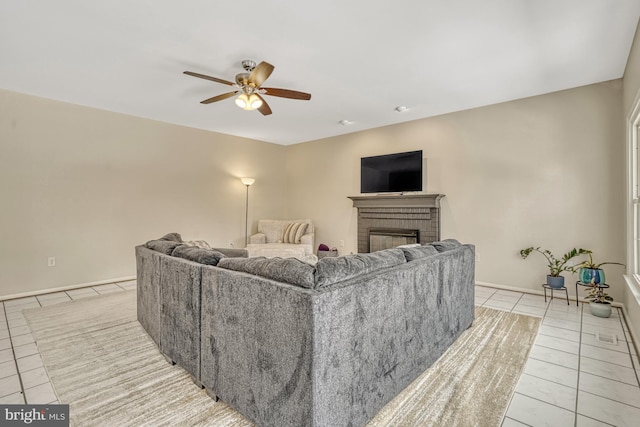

{"left": 369, "top": 228, "right": 419, "bottom": 252}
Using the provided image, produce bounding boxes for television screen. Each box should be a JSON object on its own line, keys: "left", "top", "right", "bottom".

{"left": 361, "top": 150, "right": 423, "bottom": 193}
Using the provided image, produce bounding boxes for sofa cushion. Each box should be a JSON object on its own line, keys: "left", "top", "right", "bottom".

{"left": 183, "top": 240, "right": 212, "bottom": 249}
{"left": 283, "top": 222, "right": 307, "bottom": 244}
{"left": 212, "top": 247, "right": 249, "bottom": 258}
{"left": 171, "top": 245, "right": 226, "bottom": 266}
{"left": 401, "top": 245, "right": 439, "bottom": 261}
{"left": 145, "top": 239, "right": 184, "bottom": 255}
{"left": 431, "top": 239, "right": 462, "bottom": 252}
{"left": 159, "top": 232, "right": 183, "bottom": 242}
{"left": 314, "top": 248, "right": 406, "bottom": 288}
{"left": 217, "top": 257, "right": 316, "bottom": 289}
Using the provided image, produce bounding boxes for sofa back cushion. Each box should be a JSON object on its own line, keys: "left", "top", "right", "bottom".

{"left": 211, "top": 247, "right": 249, "bottom": 258}
{"left": 217, "top": 257, "right": 316, "bottom": 289}
{"left": 171, "top": 245, "right": 226, "bottom": 266}
{"left": 401, "top": 245, "right": 439, "bottom": 261}
{"left": 145, "top": 239, "right": 184, "bottom": 255}
{"left": 314, "top": 248, "right": 406, "bottom": 288}
{"left": 159, "top": 232, "right": 182, "bottom": 242}
{"left": 431, "top": 239, "right": 462, "bottom": 252}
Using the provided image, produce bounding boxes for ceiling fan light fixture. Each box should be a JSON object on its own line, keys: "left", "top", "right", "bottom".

{"left": 185, "top": 60, "right": 310, "bottom": 116}
{"left": 248, "top": 93, "right": 263, "bottom": 109}
{"left": 235, "top": 93, "right": 262, "bottom": 111}
{"left": 235, "top": 93, "right": 249, "bottom": 109}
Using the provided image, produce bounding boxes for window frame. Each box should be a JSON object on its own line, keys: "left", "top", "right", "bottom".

{"left": 627, "top": 89, "right": 640, "bottom": 287}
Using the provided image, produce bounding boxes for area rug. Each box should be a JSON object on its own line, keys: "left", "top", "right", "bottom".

{"left": 24, "top": 291, "right": 540, "bottom": 427}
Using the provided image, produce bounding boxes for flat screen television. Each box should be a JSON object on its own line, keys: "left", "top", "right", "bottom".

{"left": 361, "top": 150, "right": 423, "bottom": 193}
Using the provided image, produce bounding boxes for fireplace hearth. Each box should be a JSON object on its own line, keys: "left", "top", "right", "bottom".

{"left": 348, "top": 194, "right": 445, "bottom": 253}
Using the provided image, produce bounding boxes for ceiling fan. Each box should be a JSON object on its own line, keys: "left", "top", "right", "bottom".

{"left": 183, "top": 60, "right": 311, "bottom": 116}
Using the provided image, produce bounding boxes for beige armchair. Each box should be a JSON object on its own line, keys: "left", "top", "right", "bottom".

{"left": 247, "top": 219, "right": 315, "bottom": 260}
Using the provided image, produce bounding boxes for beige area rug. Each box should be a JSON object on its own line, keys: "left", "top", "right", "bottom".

{"left": 24, "top": 291, "right": 540, "bottom": 427}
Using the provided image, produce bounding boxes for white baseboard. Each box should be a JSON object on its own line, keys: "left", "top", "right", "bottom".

{"left": 0, "top": 275, "right": 136, "bottom": 302}
{"left": 475, "top": 281, "right": 623, "bottom": 308}
{"left": 622, "top": 275, "right": 640, "bottom": 358}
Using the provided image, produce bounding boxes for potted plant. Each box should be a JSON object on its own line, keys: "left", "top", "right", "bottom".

{"left": 519, "top": 247, "right": 591, "bottom": 289}
{"left": 572, "top": 252, "right": 624, "bottom": 286}
{"left": 583, "top": 281, "right": 613, "bottom": 317}
{"left": 572, "top": 253, "right": 624, "bottom": 318}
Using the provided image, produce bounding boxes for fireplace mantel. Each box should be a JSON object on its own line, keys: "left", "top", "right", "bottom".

{"left": 348, "top": 194, "right": 445, "bottom": 209}
{"left": 348, "top": 194, "right": 446, "bottom": 253}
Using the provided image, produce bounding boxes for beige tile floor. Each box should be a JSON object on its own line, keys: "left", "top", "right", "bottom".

{"left": 0, "top": 282, "right": 638, "bottom": 426}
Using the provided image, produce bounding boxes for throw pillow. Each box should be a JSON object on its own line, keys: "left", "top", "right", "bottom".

{"left": 431, "top": 239, "right": 462, "bottom": 252}
{"left": 217, "top": 257, "right": 316, "bottom": 289}
{"left": 315, "top": 248, "right": 406, "bottom": 288}
{"left": 293, "top": 223, "right": 308, "bottom": 243}
{"left": 145, "top": 240, "right": 184, "bottom": 255}
{"left": 283, "top": 222, "right": 307, "bottom": 244}
{"left": 283, "top": 223, "right": 296, "bottom": 243}
{"left": 171, "top": 245, "right": 225, "bottom": 265}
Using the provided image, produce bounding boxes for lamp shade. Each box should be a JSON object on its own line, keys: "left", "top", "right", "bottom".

{"left": 241, "top": 177, "right": 255, "bottom": 186}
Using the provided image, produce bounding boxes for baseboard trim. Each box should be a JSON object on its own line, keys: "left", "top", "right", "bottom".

{"left": 620, "top": 304, "right": 640, "bottom": 361}
{"left": 474, "top": 281, "right": 623, "bottom": 308}
{"left": 0, "top": 275, "right": 136, "bottom": 302}
{"left": 622, "top": 275, "right": 640, "bottom": 359}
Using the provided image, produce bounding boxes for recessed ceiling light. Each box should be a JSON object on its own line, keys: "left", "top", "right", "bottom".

{"left": 339, "top": 119, "right": 353, "bottom": 125}
{"left": 394, "top": 106, "right": 408, "bottom": 112}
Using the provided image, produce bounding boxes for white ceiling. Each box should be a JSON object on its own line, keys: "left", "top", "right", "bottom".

{"left": 1, "top": 1, "right": 639, "bottom": 145}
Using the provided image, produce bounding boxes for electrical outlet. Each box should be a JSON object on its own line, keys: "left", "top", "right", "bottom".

{"left": 339, "top": 240, "right": 345, "bottom": 247}
{"left": 47, "top": 257, "right": 56, "bottom": 267}
{"left": 228, "top": 240, "right": 234, "bottom": 247}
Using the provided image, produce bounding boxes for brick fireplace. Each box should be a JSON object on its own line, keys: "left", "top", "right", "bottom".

{"left": 348, "top": 194, "right": 445, "bottom": 253}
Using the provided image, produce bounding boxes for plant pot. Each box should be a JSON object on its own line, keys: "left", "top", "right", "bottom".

{"left": 589, "top": 301, "right": 612, "bottom": 318}
{"left": 579, "top": 268, "right": 605, "bottom": 285}
{"left": 547, "top": 275, "right": 565, "bottom": 289}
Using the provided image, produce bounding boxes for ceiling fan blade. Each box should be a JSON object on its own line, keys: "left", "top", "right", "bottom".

{"left": 256, "top": 94, "right": 272, "bottom": 116}
{"left": 261, "top": 87, "right": 311, "bottom": 100}
{"left": 200, "top": 91, "right": 238, "bottom": 104}
{"left": 249, "top": 61, "right": 274, "bottom": 88}
{"left": 184, "top": 71, "right": 235, "bottom": 86}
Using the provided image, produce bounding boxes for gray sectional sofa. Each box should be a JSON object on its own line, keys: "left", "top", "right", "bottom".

{"left": 136, "top": 235, "right": 475, "bottom": 427}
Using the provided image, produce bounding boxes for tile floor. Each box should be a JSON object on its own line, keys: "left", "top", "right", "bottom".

{"left": 475, "top": 286, "right": 640, "bottom": 427}
{"left": 0, "top": 282, "right": 638, "bottom": 426}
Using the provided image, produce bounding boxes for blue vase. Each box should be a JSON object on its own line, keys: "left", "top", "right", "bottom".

{"left": 579, "top": 268, "right": 605, "bottom": 285}
{"left": 547, "top": 275, "right": 565, "bottom": 289}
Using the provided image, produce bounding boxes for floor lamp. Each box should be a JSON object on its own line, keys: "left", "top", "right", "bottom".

{"left": 241, "top": 178, "right": 255, "bottom": 246}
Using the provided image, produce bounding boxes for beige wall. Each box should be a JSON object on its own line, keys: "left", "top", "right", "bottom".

{"left": 287, "top": 80, "right": 626, "bottom": 300}
{"left": 0, "top": 89, "right": 288, "bottom": 298}
{"left": 623, "top": 19, "right": 640, "bottom": 344}
{"left": 0, "top": 63, "right": 630, "bottom": 305}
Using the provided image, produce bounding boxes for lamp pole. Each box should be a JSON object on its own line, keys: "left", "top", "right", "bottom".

{"left": 240, "top": 178, "right": 255, "bottom": 246}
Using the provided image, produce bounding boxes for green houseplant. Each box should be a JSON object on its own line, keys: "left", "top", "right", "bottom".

{"left": 583, "top": 281, "right": 614, "bottom": 318}
{"left": 572, "top": 252, "right": 624, "bottom": 286}
{"left": 573, "top": 253, "right": 624, "bottom": 318}
{"left": 519, "top": 247, "right": 591, "bottom": 289}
